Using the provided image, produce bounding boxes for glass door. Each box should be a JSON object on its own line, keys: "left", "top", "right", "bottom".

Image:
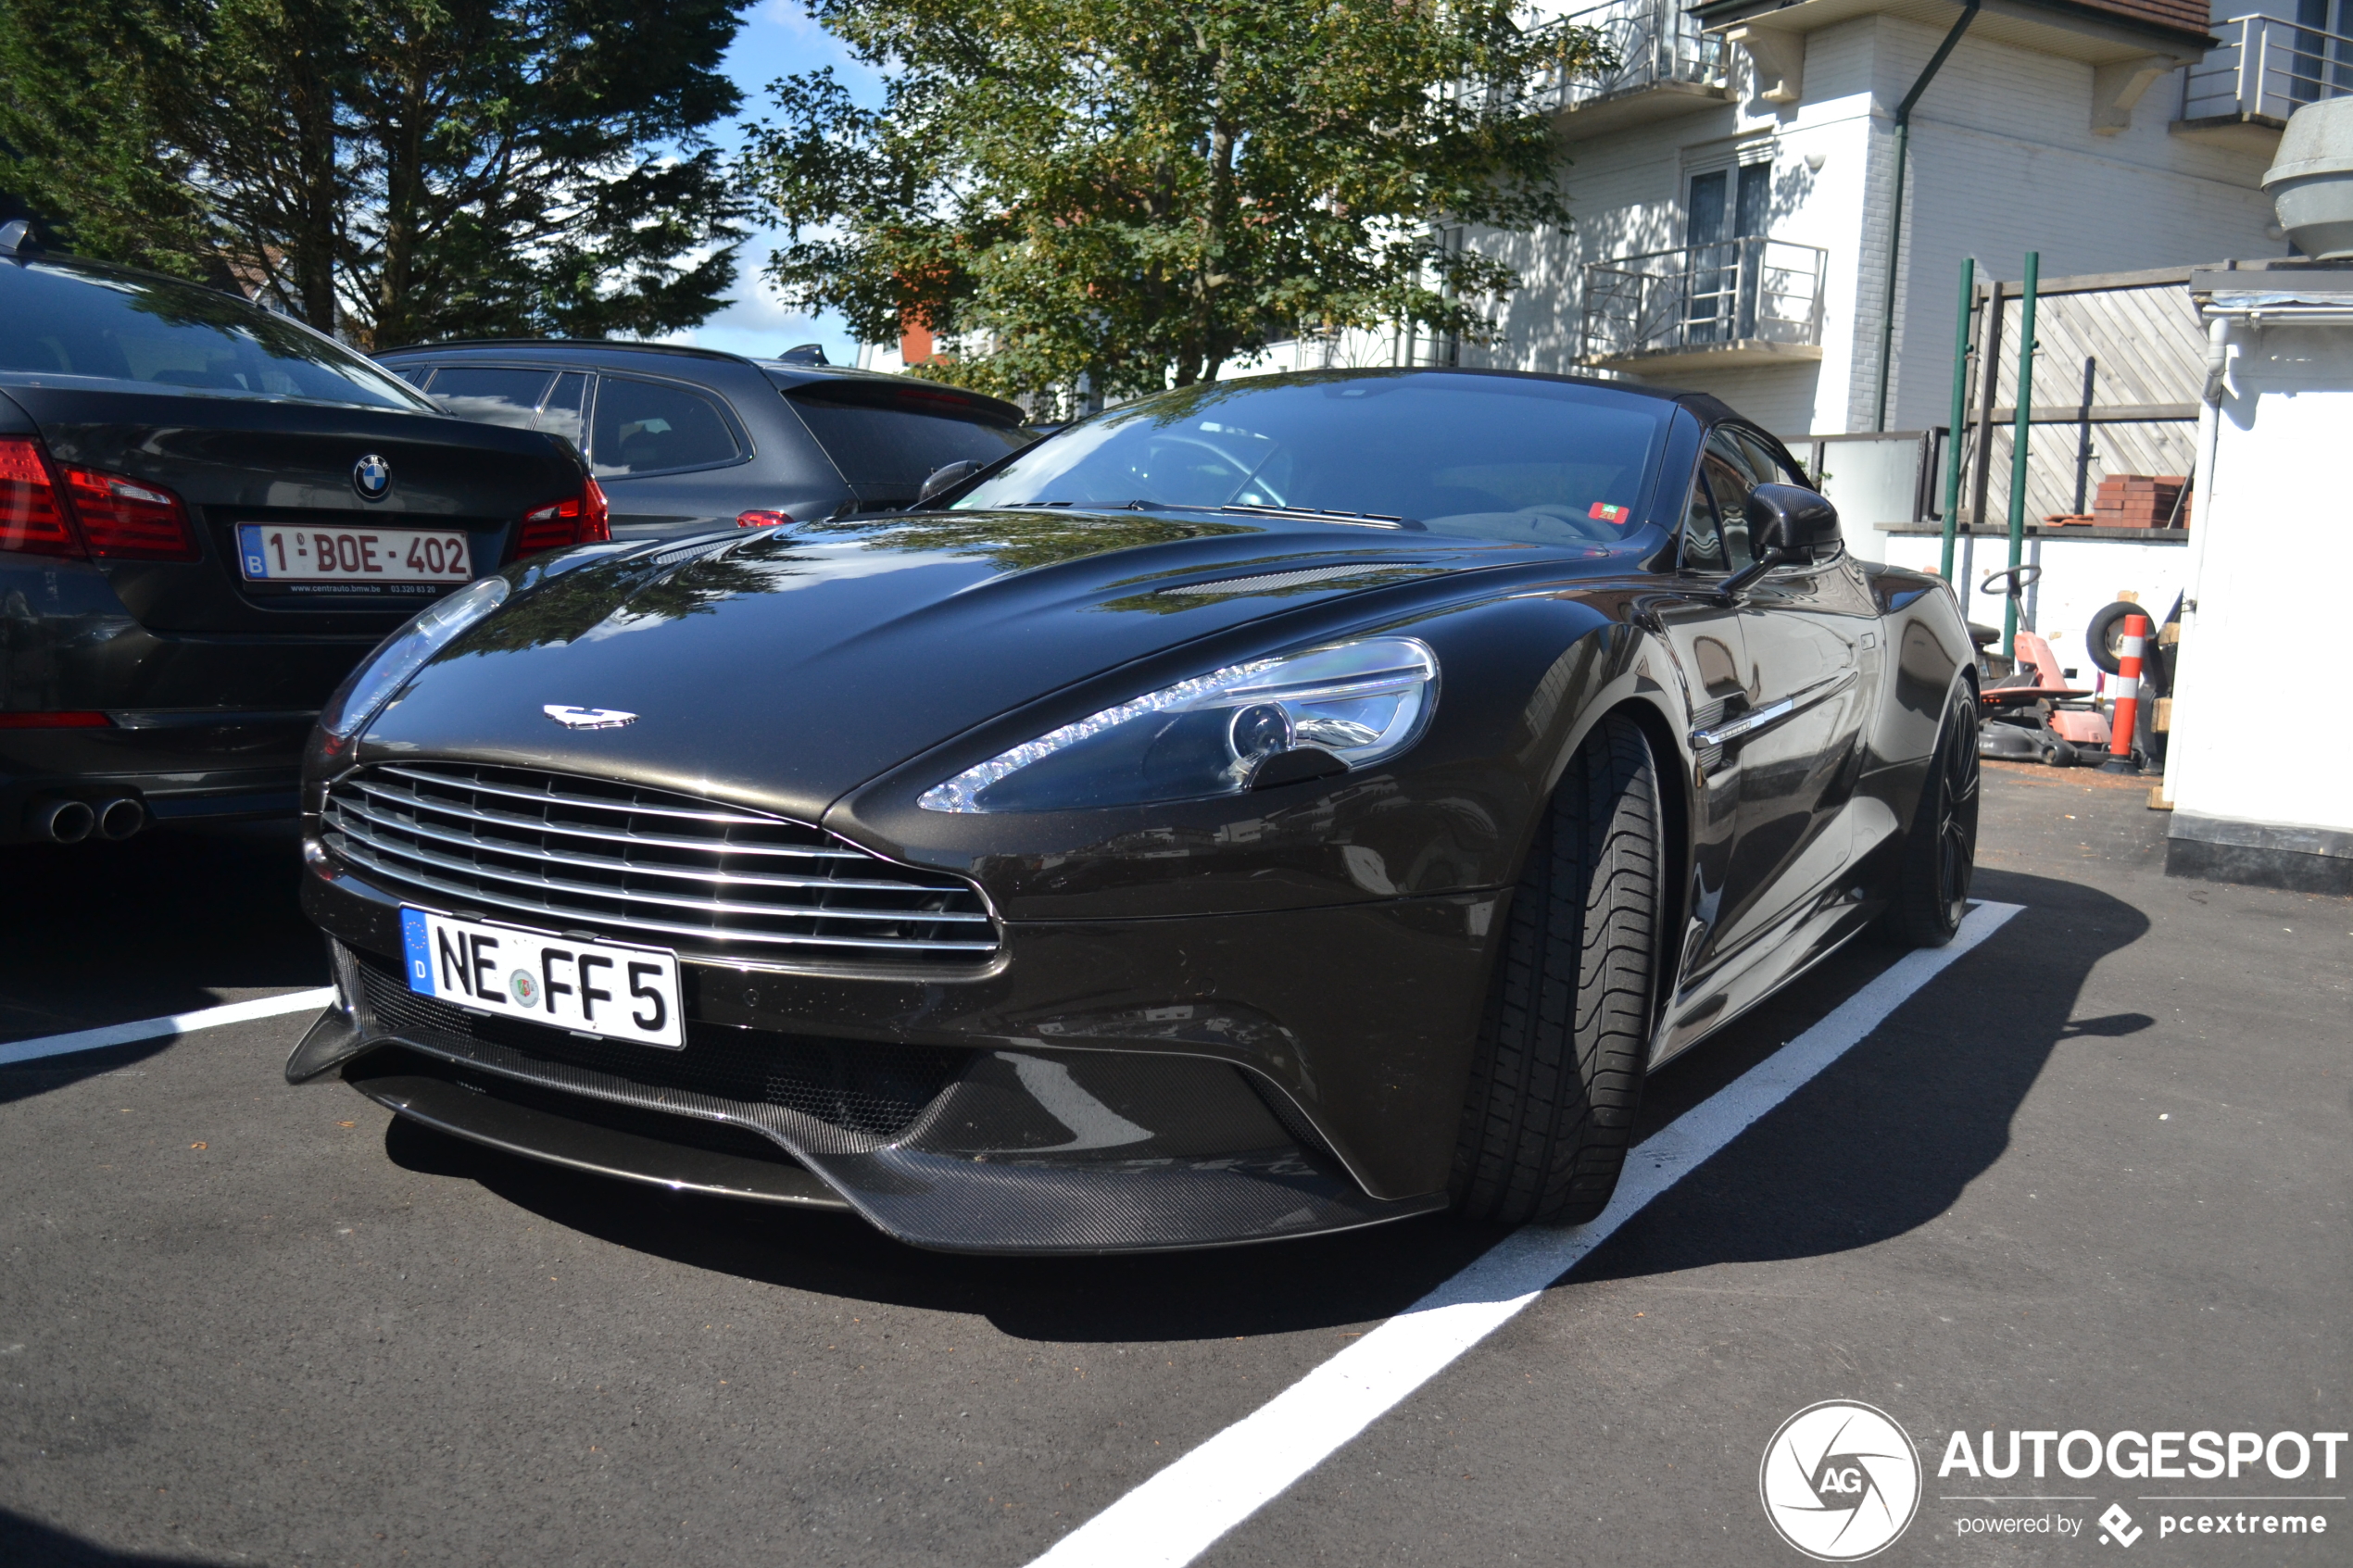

{"left": 1684, "top": 163, "right": 1771, "bottom": 345}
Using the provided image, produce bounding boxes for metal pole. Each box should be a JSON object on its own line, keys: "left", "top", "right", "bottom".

{"left": 1872, "top": 0, "right": 1982, "bottom": 433}
{"left": 1967, "top": 278, "right": 2004, "bottom": 553}
{"left": 2003, "top": 250, "right": 2040, "bottom": 659}
{"left": 2071, "top": 355, "right": 2096, "bottom": 515}
{"left": 1939, "top": 256, "right": 1974, "bottom": 580}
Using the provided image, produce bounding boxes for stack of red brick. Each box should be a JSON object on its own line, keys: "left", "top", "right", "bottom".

{"left": 2092, "top": 474, "right": 2189, "bottom": 529}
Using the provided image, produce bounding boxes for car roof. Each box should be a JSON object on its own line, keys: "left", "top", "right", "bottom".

{"left": 377, "top": 338, "right": 1029, "bottom": 424}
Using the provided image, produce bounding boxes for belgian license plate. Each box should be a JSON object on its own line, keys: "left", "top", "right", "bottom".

{"left": 398, "top": 908, "right": 684, "bottom": 1048}
{"left": 237, "top": 523, "right": 472, "bottom": 584}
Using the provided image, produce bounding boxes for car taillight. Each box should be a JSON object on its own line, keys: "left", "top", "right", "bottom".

{"left": 583, "top": 475, "right": 610, "bottom": 542}
{"left": 0, "top": 710, "right": 112, "bottom": 728}
{"left": 0, "top": 436, "right": 82, "bottom": 558}
{"left": 736, "top": 509, "right": 793, "bottom": 528}
{"left": 59, "top": 466, "right": 200, "bottom": 560}
{"left": 518, "top": 476, "right": 613, "bottom": 555}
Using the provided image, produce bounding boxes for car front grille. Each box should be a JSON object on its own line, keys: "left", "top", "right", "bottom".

{"left": 321, "top": 761, "right": 1000, "bottom": 969}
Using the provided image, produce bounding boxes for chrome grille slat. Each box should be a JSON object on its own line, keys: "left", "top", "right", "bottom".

{"left": 350, "top": 778, "right": 870, "bottom": 859}
{"left": 324, "top": 811, "right": 991, "bottom": 925}
{"left": 321, "top": 762, "right": 1001, "bottom": 966}
{"left": 340, "top": 785, "right": 956, "bottom": 895}
{"left": 375, "top": 763, "right": 788, "bottom": 825}
{"left": 325, "top": 836, "right": 997, "bottom": 953}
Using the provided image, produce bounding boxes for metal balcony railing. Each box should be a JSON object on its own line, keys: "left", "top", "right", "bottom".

{"left": 2181, "top": 12, "right": 2353, "bottom": 124}
{"left": 1481, "top": 0, "right": 1729, "bottom": 117}
{"left": 1581, "top": 237, "right": 1830, "bottom": 363}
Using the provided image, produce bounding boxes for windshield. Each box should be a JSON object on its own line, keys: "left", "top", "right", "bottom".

{"left": 0, "top": 258, "right": 436, "bottom": 412}
{"left": 952, "top": 371, "right": 1673, "bottom": 546}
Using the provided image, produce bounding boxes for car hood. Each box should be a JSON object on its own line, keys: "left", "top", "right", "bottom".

{"left": 356, "top": 508, "right": 1558, "bottom": 821}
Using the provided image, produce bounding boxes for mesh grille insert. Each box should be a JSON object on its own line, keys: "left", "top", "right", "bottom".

{"left": 321, "top": 760, "right": 999, "bottom": 967}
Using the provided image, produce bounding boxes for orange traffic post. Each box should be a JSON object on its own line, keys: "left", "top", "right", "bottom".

{"left": 2100, "top": 612, "right": 2150, "bottom": 773}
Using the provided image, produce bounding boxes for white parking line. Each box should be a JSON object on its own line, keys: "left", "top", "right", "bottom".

{"left": 0, "top": 988, "right": 334, "bottom": 1067}
{"left": 1026, "top": 900, "right": 2024, "bottom": 1568}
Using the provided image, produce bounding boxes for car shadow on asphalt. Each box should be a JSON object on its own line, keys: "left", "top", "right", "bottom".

{"left": 380, "top": 867, "right": 2139, "bottom": 1343}
{"left": 0, "top": 828, "right": 322, "bottom": 1104}
{"left": 0, "top": 1507, "right": 230, "bottom": 1567}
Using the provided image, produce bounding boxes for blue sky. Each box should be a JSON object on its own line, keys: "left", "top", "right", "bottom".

{"left": 667, "top": 2, "right": 886, "bottom": 365}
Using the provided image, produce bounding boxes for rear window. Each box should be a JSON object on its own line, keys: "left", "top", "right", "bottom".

{"left": 590, "top": 375, "right": 742, "bottom": 476}
{"left": 786, "top": 382, "right": 1029, "bottom": 494}
{"left": 427, "top": 366, "right": 553, "bottom": 427}
{"left": 0, "top": 259, "right": 434, "bottom": 411}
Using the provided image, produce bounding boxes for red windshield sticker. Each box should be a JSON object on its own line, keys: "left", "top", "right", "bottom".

{"left": 1589, "top": 502, "right": 1630, "bottom": 522}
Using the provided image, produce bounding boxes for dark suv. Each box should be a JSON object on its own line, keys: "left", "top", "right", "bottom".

{"left": 375, "top": 341, "right": 1031, "bottom": 537}
{"left": 0, "top": 227, "right": 605, "bottom": 845}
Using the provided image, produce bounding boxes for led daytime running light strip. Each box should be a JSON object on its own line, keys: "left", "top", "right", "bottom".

{"left": 918, "top": 657, "right": 1285, "bottom": 813}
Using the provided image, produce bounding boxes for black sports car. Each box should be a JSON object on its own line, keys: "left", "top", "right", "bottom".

{"left": 0, "top": 224, "right": 604, "bottom": 844}
{"left": 288, "top": 368, "right": 1981, "bottom": 1254}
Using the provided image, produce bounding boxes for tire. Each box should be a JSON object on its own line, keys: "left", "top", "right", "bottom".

{"left": 1453, "top": 713, "right": 1661, "bottom": 1227}
{"left": 2084, "top": 599, "right": 2152, "bottom": 677}
{"left": 1885, "top": 691, "right": 1981, "bottom": 947}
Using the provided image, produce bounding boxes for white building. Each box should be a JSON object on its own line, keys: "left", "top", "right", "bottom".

{"left": 2158, "top": 260, "right": 2353, "bottom": 893}
{"left": 1438, "top": 0, "right": 2332, "bottom": 438}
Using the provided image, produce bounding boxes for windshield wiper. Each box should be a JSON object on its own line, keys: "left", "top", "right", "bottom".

{"left": 1215, "top": 503, "right": 1422, "bottom": 531}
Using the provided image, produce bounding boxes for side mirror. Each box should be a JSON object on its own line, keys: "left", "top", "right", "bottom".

{"left": 917, "top": 458, "right": 984, "bottom": 504}
{"left": 1745, "top": 483, "right": 1841, "bottom": 557}
{"left": 1718, "top": 483, "right": 1841, "bottom": 601}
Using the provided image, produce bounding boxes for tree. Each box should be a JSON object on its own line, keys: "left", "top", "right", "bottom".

{"left": 738, "top": 0, "right": 1598, "bottom": 400}
{"left": 0, "top": 0, "right": 753, "bottom": 347}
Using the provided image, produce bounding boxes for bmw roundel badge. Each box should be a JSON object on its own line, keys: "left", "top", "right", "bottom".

{"left": 352, "top": 453, "right": 392, "bottom": 501}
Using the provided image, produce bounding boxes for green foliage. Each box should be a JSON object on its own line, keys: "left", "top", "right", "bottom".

{"left": 0, "top": 0, "right": 754, "bottom": 347}
{"left": 739, "top": 0, "right": 1597, "bottom": 399}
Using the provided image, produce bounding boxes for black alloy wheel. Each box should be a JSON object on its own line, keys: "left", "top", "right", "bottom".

{"left": 1452, "top": 713, "right": 1661, "bottom": 1227}
{"left": 1887, "top": 693, "right": 1981, "bottom": 947}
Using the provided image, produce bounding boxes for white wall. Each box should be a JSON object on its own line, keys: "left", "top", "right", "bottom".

{"left": 1875, "top": 13, "right": 2285, "bottom": 430}
{"left": 1877, "top": 527, "right": 2190, "bottom": 676}
{"left": 2165, "top": 321, "right": 2353, "bottom": 836}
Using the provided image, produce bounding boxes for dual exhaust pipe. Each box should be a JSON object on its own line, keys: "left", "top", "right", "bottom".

{"left": 31, "top": 795, "right": 145, "bottom": 845}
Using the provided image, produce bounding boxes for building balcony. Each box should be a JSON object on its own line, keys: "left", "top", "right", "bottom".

{"left": 1580, "top": 237, "right": 1828, "bottom": 373}
{"left": 1498, "top": 0, "right": 1736, "bottom": 137}
{"left": 2174, "top": 13, "right": 2353, "bottom": 151}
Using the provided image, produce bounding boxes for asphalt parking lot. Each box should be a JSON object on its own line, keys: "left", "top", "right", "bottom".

{"left": 3, "top": 768, "right": 2346, "bottom": 1568}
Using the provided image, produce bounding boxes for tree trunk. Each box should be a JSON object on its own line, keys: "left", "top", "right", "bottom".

{"left": 375, "top": 59, "right": 431, "bottom": 352}
{"left": 286, "top": 19, "right": 341, "bottom": 333}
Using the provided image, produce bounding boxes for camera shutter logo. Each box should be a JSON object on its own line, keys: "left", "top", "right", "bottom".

{"left": 1759, "top": 1400, "right": 1922, "bottom": 1561}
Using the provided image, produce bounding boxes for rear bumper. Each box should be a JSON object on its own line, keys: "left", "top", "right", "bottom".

{"left": 296, "top": 847, "right": 1494, "bottom": 1253}
{"left": 0, "top": 715, "right": 314, "bottom": 841}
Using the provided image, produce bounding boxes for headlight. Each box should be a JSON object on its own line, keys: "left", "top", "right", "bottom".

{"left": 918, "top": 636, "right": 1438, "bottom": 813}
{"left": 319, "top": 575, "right": 511, "bottom": 738}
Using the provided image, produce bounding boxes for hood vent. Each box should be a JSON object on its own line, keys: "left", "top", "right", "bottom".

{"left": 1158, "top": 562, "right": 1414, "bottom": 597}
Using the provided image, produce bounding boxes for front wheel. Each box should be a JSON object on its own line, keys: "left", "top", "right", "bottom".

{"left": 1885, "top": 691, "right": 1982, "bottom": 947}
{"left": 1453, "top": 713, "right": 1661, "bottom": 1227}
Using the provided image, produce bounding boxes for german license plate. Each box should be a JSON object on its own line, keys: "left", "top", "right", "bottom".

{"left": 237, "top": 523, "right": 472, "bottom": 584}
{"left": 398, "top": 908, "right": 684, "bottom": 1049}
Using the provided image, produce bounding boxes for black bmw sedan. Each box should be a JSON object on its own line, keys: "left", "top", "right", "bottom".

{"left": 288, "top": 368, "right": 1982, "bottom": 1254}
{"left": 0, "top": 228, "right": 604, "bottom": 844}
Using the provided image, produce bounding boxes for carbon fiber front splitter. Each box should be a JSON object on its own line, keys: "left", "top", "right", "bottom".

{"left": 292, "top": 941, "right": 1443, "bottom": 1254}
